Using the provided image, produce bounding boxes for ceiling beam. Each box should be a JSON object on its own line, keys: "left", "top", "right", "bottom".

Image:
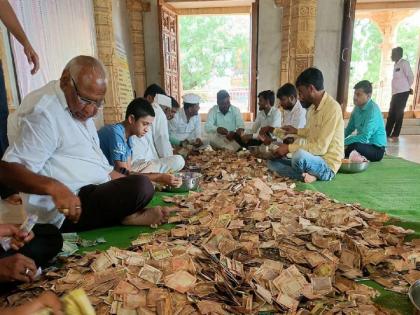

{"left": 356, "top": 1, "right": 420, "bottom": 11}
{"left": 176, "top": 6, "right": 251, "bottom": 15}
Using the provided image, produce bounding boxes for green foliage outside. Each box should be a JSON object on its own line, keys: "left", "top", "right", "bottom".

{"left": 349, "top": 14, "right": 420, "bottom": 109}
{"left": 349, "top": 19, "right": 382, "bottom": 101}
{"left": 396, "top": 21, "right": 420, "bottom": 69}
{"left": 179, "top": 15, "right": 250, "bottom": 91}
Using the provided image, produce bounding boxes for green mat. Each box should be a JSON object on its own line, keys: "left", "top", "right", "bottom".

{"left": 78, "top": 192, "right": 177, "bottom": 252}
{"left": 77, "top": 156, "right": 420, "bottom": 314}
{"left": 297, "top": 156, "right": 420, "bottom": 239}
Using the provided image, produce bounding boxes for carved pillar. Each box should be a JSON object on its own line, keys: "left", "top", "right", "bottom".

{"left": 276, "top": 0, "right": 317, "bottom": 86}
{"left": 93, "top": 0, "right": 134, "bottom": 124}
{"left": 278, "top": 0, "right": 292, "bottom": 86}
{"left": 127, "top": 0, "right": 147, "bottom": 97}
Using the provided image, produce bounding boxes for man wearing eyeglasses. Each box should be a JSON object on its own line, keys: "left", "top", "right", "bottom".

{"left": 4, "top": 55, "right": 171, "bottom": 232}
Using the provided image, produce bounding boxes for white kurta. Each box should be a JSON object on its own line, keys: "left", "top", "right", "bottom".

{"left": 282, "top": 100, "right": 307, "bottom": 129}
{"left": 168, "top": 109, "right": 201, "bottom": 142}
{"left": 250, "top": 107, "right": 282, "bottom": 138}
{"left": 4, "top": 80, "right": 112, "bottom": 227}
{"left": 151, "top": 103, "right": 173, "bottom": 158}
{"left": 130, "top": 133, "right": 185, "bottom": 173}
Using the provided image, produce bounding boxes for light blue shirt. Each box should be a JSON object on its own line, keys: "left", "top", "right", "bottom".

{"left": 205, "top": 105, "right": 244, "bottom": 133}
{"left": 345, "top": 99, "right": 387, "bottom": 147}
{"left": 98, "top": 123, "right": 133, "bottom": 166}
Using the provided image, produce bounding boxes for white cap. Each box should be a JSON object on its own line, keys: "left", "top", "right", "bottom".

{"left": 155, "top": 93, "right": 171, "bottom": 108}
{"left": 182, "top": 93, "right": 201, "bottom": 104}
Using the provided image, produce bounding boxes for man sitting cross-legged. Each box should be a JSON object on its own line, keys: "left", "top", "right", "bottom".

{"left": 263, "top": 68, "right": 344, "bottom": 183}
{"left": 345, "top": 80, "right": 387, "bottom": 162}
{"left": 240, "top": 90, "right": 281, "bottom": 148}
{"left": 169, "top": 93, "right": 203, "bottom": 148}
{"left": 4, "top": 55, "right": 171, "bottom": 231}
{"left": 205, "top": 90, "right": 245, "bottom": 151}
{"left": 98, "top": 97, "right": 182, "bottom": 188}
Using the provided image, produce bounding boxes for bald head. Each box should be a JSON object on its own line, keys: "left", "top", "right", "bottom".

{"left": 61, "top": 56, "right": 107, "bottom": 121}
{"left": 64, "top": 55, "right": 107, "bottom": 88}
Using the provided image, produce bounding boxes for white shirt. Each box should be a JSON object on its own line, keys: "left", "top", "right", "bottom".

{"left": 250, "top": 107, "right": 281, "bottom": 138}
{"left": 131, "top": 102, "right": 173, "bottom": 162}
{"left": 151, "top": 103, "right": 173, "bottom": 158}
{"left": 282, "top": 100, "right": 307, "bottom": 128}
{"left": 4, "top": 80, "right": 113, "bottom": 227}
{"left": 392, "top": 58, "right": 414, "bottom": 95}
{"left": 168, "top": 109, "right": 201, "bottom": 142}
{"left": 131, "top": 133, "right": 156, "bottom": 162}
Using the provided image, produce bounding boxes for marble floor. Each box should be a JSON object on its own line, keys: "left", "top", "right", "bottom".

{"left": 386, "top": 135, "right": 420, "bottom": 163}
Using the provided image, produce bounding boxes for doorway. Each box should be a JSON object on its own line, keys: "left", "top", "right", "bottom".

{"left": 158, "top": 0, "right": 257, "bottom": 120}
{"left": 338, "top": 0, "right": 420, "bottom": 115}
{"left": 179, "top": 14, "right": 251, "bottom": 114}
{"left": 347, "top": 9, "right": 420, "bottom": 113}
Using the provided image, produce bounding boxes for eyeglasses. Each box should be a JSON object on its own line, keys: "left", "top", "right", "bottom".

{"left": 71, "top": 77, "right": 104, "bottom": 108}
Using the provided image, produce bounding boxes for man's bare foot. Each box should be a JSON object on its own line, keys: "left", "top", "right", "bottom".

{"left": 5, "top": 194, "right": 22, "bottom": 205}
{"left": 121, "top": 207, "right": 165, "bottom": 226}
{"left": 161, "top": 206, "right": 177, "bottom": 219}
{"left": 303, "top": 173, "right": 317, "bottom": 183}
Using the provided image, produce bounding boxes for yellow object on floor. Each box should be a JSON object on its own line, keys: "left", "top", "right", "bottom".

{"left": 35, "top": 289, "right": 95, "bottom": 315}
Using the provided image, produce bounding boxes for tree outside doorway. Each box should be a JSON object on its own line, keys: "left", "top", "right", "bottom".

{"left": 179, "top": 15, "right": 250, "bottom": 113}
{"left": 348, "top": 10, "right": 420, "bottom": 112}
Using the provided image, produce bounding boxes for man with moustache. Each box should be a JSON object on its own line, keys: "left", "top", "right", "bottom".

{"left": 4, "top": 56, "right": 171, "bottom": 232}
{"left": 262, "top": 68, "right": 344, "bottom": 183}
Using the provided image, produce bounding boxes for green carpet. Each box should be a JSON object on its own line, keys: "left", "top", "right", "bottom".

{"left": 78, "top": 192, "right": 176, "bottom": 252}
{"left": 296, "top": 156, "right": 420, "bottom": 239}
{"left": 77, "top": 156, "right": 419, "bottom": 314}
{"left": 296, "top": 156, "right": 420, "bottom": 314}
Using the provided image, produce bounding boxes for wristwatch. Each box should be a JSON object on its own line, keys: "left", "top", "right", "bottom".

{"left": 118, "top": 167, "right": 130, "bottom": 176}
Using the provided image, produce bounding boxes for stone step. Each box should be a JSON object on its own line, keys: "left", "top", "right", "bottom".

{"left": 393, "top": 118, "right": 420, "bottom": 126}
{"left": 400, "top": 126, "right": 420, "bottom": 135}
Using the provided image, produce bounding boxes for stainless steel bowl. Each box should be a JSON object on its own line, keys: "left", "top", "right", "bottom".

{"left": 339, "top": 161, "right": 369, "bottom": 174}
{"left": 165, "top": 171, "right": 202, "bottom": 193}
{"left": 409, "top": 280, "right": 420, "bottom": 312}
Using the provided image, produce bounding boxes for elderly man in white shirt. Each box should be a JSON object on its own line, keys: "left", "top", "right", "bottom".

{"left": 4, "top": 56, "right": 171, "bottom": 232}
{"left": 385, "top": 47, "right": 415, "bottom": 141}
{"left": 240, "top": 90, "right": 281, "bottom": 147}
{"left": 169, "top": 93, "right": 203, "bottom": 147}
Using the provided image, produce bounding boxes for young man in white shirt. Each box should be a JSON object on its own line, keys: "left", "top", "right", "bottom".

{"left": 277, "top": 83, "right": 306, "bottom": 129}
{"left": 385, "top": 47, "right": 414, "bottom": 142}
{"left": 169, "top": 93, "right": 203, "bottom": 147}
{"left": 131, "top": 84, "right": 185, "bottom": 173}
{"left": 4, "top": 56, "right": 170, "bottom": 232}
{"left": 240, "top": 90, "right": 281, "bottom": 147}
